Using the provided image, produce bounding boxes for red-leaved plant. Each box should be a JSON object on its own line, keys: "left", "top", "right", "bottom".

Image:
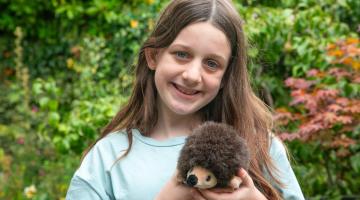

{"left": 276, "top": 38, "right": 359, "bottom": 157}
{"left": 274, "top": 38, "right": 360, "bottom": 196}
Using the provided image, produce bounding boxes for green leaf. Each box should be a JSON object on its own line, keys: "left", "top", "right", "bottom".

{"left": 48, "top": 112, "right": 60, "bottom": 127}
{"left": 32, "top": 81, "right": 43, "bottom": 95}
{"left": 48, "top": 99, "right": 59, "bottom": 111}
{"left": 350, "top": 153, "right": 360, "bottom": 173}
{"left": 39, "top": 97, "right": 50, "bottom": 109}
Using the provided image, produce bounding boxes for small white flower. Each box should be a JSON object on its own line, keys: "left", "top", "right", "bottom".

{"left": 24, "top": 185, "right": 37, "bottom": 198}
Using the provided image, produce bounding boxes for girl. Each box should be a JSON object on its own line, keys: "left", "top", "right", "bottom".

{"left": 66, "top": 0, "right": 305, "bottom": 199}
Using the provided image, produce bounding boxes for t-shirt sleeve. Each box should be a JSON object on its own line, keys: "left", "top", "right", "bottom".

{"left": 66, "top": 175, "right": 110, "bottom": 200}
{"left": 269, "top": 137, "right": 305, "bottom": 200}
{"left": 66, "top": 139, "right": 116, "bottom": 200}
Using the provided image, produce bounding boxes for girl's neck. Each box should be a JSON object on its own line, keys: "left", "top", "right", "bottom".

{"left": 149, "top": 105, "right": 201, "bottom": 141}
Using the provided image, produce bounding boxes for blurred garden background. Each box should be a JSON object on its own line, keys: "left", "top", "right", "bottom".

{"left": 0, "top": 0, "right": 359, "bottom": 199}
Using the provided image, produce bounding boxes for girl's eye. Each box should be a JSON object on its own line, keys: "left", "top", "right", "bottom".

{"left": 206, "top": 60, "right": 219, "bottom": 70}
{"left": 175, "top": 51, "right": 188, "bottom": 59}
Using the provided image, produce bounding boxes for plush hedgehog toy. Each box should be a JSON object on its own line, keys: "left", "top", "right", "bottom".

{"left": 177, "top": 122, "right": 250, "bottom": 190}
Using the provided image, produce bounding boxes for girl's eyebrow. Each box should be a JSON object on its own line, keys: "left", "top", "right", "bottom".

{"left": 169, "top": 43, "right": 227, "bottom": 64}
{"left": 169, "top": 44, "right": 192, "bottom": 51}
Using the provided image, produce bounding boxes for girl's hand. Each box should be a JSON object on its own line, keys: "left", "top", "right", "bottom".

{"left": 198, "top": 168, "right": 267, "bottom": 200}
{"left": 154, "top": 171, "right": 207, "bottom": 200}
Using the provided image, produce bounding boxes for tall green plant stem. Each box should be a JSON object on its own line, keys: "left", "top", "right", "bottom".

{"left": 14, "top": 26, "right": 30, "bottom": 111}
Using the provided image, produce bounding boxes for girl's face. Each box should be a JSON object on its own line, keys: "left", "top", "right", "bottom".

{"left": 147, "top": 22, "right": 231, "bottom": 117}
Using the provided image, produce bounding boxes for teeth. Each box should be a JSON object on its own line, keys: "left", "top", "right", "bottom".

{"left": 175, "top": 84, "right": 198, "bottom": 95}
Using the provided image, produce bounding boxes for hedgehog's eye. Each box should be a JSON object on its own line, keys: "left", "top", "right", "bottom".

{"left": 206, "top": 175, "right": 211, "bottom": 182}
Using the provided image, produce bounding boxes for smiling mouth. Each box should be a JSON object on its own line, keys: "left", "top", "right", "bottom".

{"left": 172, "top": 83, "right": 199, "bottom": 95}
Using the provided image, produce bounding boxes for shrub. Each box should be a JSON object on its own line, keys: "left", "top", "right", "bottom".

{"left": 236, "top": 1, "right": 358, "bottom": 107}
{"left": 275, "top": 38, "right": 360, "bottom": 198}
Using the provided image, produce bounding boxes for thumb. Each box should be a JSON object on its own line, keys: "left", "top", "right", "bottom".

{"left": 172, "top": 169, "right": 183, "bottom": 185}
{"left": 237, "top": 168, "right": 254, "bottom": 187}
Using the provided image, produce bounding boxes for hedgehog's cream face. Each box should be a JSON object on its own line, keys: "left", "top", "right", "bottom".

{"left": 185, "top": 166, "right": 217, "bottom": 189}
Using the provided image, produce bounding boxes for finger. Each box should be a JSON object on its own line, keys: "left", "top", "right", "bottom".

{"left": 237, "top": 168, "right": 254, "bottom": 187}
{"left": 209, "top": 187, "right": 234, "bottom": 193}
{"left": 199, "top": 189, "right": 234, "bottom": 200}
{"left": 191, "top": 189, "right": 207, "bottom": 200}
{"left": 172, "top": 170, "right": 185, "bottom": 185}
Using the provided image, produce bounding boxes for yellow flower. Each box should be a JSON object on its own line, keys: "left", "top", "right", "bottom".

{"left": 130, "top": 20, "right": 139, "bottom": 28}
{"left": 66, "top": 58, "right": 74, "bottom": 69}
{"left": 352, "top": 61, "right": 360, "bottom": 71}
{"left": 24, "top": 185, "right": 37, "bottom": 198}
{"left": 146, "top": 0, "right": 155, "bottom": 4}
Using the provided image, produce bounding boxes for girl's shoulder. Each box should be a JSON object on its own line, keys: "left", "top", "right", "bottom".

{"left": 269, "top": 136, "right": 287, "bottom": 159}
{"left": 79, "top": 130, "right": 131, "bottom": 172}
{"left": 95, "top": 129, "right": 130, "bottom": 150}
{"left": 268, "top": 136, "right": 306, "bottom": 199}
{"left": 67, "top": 130, "right": 131, "bottom": 199}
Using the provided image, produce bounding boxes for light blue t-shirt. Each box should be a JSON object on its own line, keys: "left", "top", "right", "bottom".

{"left": 66, "top": 129, "right": 305, "bottom": 200}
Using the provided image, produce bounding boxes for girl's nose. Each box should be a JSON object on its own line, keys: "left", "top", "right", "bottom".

{"left": 182, "top": 60, "right": 202, "bottom": 84}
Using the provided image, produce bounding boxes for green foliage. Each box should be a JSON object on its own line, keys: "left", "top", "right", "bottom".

{"left": 236, "top": 0, "right": 358, "bottom": 106}
{"left": 31, "top": 36, "right": 132, "bottom": 154}
{"left": 0, "top": 0, "right": 161, "bottom": 78}
{"left": 238, "top": 0, "right": 360, "bottom": 32}
{"left": 0, "top": 127, "right": 79, "bottom": 199}
{"left": 275, "top": 38, "right": 360, "bottom": 198}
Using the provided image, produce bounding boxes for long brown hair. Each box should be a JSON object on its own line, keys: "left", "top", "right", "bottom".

{"left": 84, "top": 0, "right": 283, "bottom": 199}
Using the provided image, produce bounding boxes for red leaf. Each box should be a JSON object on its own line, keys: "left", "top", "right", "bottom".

{"left": 346, "top": 45, "right": 360, "bottom": 57}
{"left": 336, "top": 98, "right": 350, "bottom": 106}
{"left": 353, "top": 76, "right": 360, "bottom": 83}
{"left": 305, "top": 98, "right": 318, "bottom": 114}
{"left": 298, "top": 123, "right": 324, "bottom": 139}
{"left": 336, "top": 116, "right": 353, "bottom": 124}
{"left": 306, "top": 69, "right": 319, "bottom": 77}
{"left": 322, "top": 112, "right": 338, "bottom": 125}
{"left": 290, "top": 90, "right": 306, "bottom": 104}
{"left": 343, "top": 105, "right": 360, "bottom": 114}
{"left": 328, "top": 68, "right": 351, "bottom": 79}
{"left": 290, "top": 90, "right": 316, "bottom": 108}
{"left": 330, "top": 136, "right": 356, "bottom": 148}
{"left": 327, "top": 104, "right": 342, "bottom": 112}
{"left": 285, "top": 78, "right": 313, "bottom": 89}
{"left": 316, "top": 112, "right": 353, "bottom": 126}
{"left": 315, "top": 89, "right": 339, "bottom": 101}
{"left": 278, "top": 132, "right": 299, "bottom": 141}
{"left": 274, "top": 108, "right": 293, "bottom": 125}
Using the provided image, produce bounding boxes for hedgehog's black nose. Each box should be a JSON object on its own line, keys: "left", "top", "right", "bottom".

{"left": 186, "top": 175, "right": 198, "bottom": 187}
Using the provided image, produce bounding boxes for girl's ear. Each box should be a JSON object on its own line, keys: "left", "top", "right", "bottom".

{"left": 145, "top": 48, "right": 158, "bottom": 70}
